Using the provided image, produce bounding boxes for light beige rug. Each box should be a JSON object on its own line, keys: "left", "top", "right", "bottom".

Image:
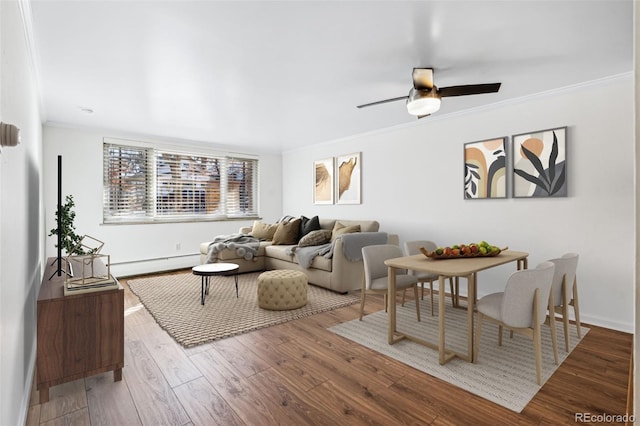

{"left": 329, "top": 297, "right": 588, "bottom": 413}
{"left": 128, "top": 271, "right": 359, "bottom": 348}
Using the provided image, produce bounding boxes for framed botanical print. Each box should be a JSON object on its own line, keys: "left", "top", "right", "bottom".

{"left": 335, "top": 152, "right": 361, "bottom": 204}
{"left": 512, "top": 127, "right": 567, "bottom": 198}
{"left": 313, "top": 158, "right": 334, "bottom": 204}
{"left": 464, "top": 137, "right": 507, "bottom": 199}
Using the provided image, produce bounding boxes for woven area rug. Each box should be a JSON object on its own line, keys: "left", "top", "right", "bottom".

{"left": 128, "top": 271, "right": 359, "bottom": 348}
{"left": 329, "top": 297, "right": 588, "bottom": 413}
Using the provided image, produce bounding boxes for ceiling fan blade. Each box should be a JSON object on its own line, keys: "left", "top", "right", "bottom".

{"left": 412, "top": 68, "right": 434, "bottom": 90}
{"left": 356, "top": 96, "right": 408, "bottom": 109}
{"left": 438, "top": 83, "right": 501, "bottom": 97}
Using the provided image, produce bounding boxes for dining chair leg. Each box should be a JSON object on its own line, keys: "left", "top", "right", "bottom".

{"left": 429, "top": 282, "right": 435, "bottom": 316}
{"left": 384, "top": 293, "right": 388, "bottom": 312}
{"left": 420, "top": 282, "right": 424, "bottom": 300}
{"left": 413, "top": 285, "right": 421, "bottom": 322}
{"left": 359, "top": 291, "right": 366, "bottom": 321}
{"left": 562, "top": 303, "right": 570, "bottom": 352}
{"left": 448, "top": 278, "right": 456, "bottom": 307}
{"left": 534, "top": 323, "right": 543, "bottom": 386}
{"left": 533, "top": 291, "right": 543, "bottom": 385}
{"left": 474, "top": 312, "right": 484, "bottom": 363}
{"left": 498, "top": 325, "right": 503, "bottom": 346}
{"left": 548, "top": 295, "right": 559, "bottom": 365}
{"left": 401, "top": 289, "right": 406, "bottom": 307}
{"left": 572, "top": 279, "right": 582, "bottom": 338}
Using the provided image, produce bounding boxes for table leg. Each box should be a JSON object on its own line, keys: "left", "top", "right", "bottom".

{"left": 467, "top": 273, "right": 476, "bottom": 362}
{"left": 439, "top": 275, "right": 446, "bottom": 364}
{"left": 388, "top": 266, "right": 396, "bottom": 345}
{"left": 517, "top": 258, "right": 528, "bottom": 270}
{"left": 234, "top": 274, "right": 239, "bottom": 298}
{"left": 200, "top": 276, "right": 206, "bottom": 305}
{"left": 453, "top": 277, "right": 460, "bottom": 307}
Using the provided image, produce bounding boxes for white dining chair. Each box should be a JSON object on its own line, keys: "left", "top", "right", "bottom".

{"left": 360, "top": 244, "right": 420, "bottom": 321}
{"left": 403, "top": 240, "right": 457, "bottom": 315}
{"left": 548, "top": 253, "right": 581, "bottom": 351}
{"left": 474, "top": 261, "right": 559, "bottom": 385}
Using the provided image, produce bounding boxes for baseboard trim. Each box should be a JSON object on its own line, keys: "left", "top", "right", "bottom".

{"left": 18, "top": 345, "right": 36, "bottom": 426}
{"left": 111, "top": 254, "right": 200, "bottom": 278}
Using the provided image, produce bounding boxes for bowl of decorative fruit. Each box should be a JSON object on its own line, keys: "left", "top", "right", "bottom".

{"left": 419, "top": 241, "right": 507, "bottom": 259}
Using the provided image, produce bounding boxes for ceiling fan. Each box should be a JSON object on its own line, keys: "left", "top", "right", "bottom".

{"left": 356, "top": 68, "right": 501, "bottom": 118}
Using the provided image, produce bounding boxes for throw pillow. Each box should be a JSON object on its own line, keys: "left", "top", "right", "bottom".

{"left": 298, "top": 229, "right": 332, "bottom": 247}
{"left": 272, "top": 218, "right": 302, "bottom": 245}
{"left": 331, "top": 222, "right": 361, "bottom": 241}
{"left": 299, "top": 215, "right": 321, "bottom": 241}
{"left": 250, "top": 220, "right": 278, "bottom": 240}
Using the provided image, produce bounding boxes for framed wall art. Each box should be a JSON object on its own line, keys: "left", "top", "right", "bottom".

{"left": 512, "top": 127, "right": 567, "bottom": 198}
{"left": 463, "top": 137, "right": 507, "bottom": 199}
{"left": 335, "top": 152, "right": 361, "bottom": 204}
{"left": 313, "top": 158, "right": 334, "bottom": 204}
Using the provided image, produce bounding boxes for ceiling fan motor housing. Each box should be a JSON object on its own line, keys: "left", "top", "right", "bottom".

{"left": 406, "top": 87, "right": 441, "bottom": 116}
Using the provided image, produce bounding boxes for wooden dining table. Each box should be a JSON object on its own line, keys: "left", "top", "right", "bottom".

{"left": 384, "top": 250, "right": 529, "bottom": 365}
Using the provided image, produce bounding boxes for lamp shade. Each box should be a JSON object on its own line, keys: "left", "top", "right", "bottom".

{"left": 406, "top": 88, "right": 441, "bottom": 116}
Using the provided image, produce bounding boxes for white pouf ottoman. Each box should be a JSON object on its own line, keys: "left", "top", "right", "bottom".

{"left": 257, "top": 270, "right": 308, "bottom": 310}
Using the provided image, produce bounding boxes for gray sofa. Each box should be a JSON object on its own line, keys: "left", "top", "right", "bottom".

{"left": 199, "top": 218, "right": 398, "bottom": 293}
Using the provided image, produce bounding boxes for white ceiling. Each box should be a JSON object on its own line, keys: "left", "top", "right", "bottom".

{"left": 27, "top": 0, "right": 633, "bottom": 153}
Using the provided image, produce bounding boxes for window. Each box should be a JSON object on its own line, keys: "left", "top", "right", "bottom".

{"left": 103, "top": 141, "right": 258, "bottom": 223}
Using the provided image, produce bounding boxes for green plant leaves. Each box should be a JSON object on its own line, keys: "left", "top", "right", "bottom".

{"left": 48, "top": 194, "right": 86, "bottom": 255}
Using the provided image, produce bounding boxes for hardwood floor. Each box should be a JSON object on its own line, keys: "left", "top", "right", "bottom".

{"left": 27, "top": 271, "right": 632, "bottom": 426}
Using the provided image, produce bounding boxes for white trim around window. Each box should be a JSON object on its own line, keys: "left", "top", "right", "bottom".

{"left": 102, "top": 139, "right": 259, "bottom": 224}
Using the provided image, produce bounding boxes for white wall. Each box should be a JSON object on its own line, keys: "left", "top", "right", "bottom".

{"left": 633, "top": 0, "right": 638, "bottom": 414}
{"left": 0, "top": 1, "right": 44, "bottom": 425}
{"left": 284, "top": 74, "right": 635, "bottom": 332}
{"left": 42, "top": 125, "right": 283, "bottom": 277}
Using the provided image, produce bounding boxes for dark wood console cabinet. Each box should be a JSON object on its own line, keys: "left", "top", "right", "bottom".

{"left": 37, "top": 258, "right": 124, "bottom": 403}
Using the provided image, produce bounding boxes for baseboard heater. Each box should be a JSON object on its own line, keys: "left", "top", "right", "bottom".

{"left": 110, "top": 253, "right": 199, "bottom": 266}
{"left": 110, "top": 253, "right": 200, "bottom": 278}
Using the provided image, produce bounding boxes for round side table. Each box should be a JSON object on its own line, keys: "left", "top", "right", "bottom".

{"left": 192, "top": 263, "right": 240, "bottom": 305}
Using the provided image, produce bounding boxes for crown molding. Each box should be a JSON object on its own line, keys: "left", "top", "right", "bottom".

{"left": 285, "top": 71, "right": 633, "bottom": 154}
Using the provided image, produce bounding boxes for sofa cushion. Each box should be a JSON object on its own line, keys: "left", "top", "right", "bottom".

{"left": 265, "top": 244, "right": 295, "bottom": 262}
{"left": 319, "top": 218, "right": 337, "bottom": 231}
{"left": 299, "top": 215, "right": 321, "bottom": 241}
{"left": 265, "top": 244, "right": 332, "bottom": 272}
{"left": 272, "top": 218, "right": 301, "bottom": 245}
{"left": 308, "top": 254, "right": 332, "bottom": 272}
{"left": 298, "top": 229, "right": 332, "bottom": 247}
{"left": 337, "top": 219, "right": 379, "bottom": 232}
{"left": 331, "top": 222, "right": 361, "bottom": 241}
{"left": 251, "top": 220, "right": 278, "bottom": 240}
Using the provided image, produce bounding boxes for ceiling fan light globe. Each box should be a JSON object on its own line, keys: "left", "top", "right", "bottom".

{"left": 407, "top": 97, "right": 441, "bottom": 116}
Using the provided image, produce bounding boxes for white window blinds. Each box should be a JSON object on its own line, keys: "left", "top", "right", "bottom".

{"left": 103, "top": 142, "right": 258, "bottom": 223}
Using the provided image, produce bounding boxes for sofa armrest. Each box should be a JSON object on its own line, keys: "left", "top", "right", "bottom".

{"left": 239, "top": 226, "right": 252, "bottom": 234}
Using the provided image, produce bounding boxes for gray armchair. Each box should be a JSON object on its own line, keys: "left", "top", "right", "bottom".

{"left": 474, "top": 261, "right": 559, "bottom": 385}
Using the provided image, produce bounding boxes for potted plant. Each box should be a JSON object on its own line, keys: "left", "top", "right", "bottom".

{"left": 49, "top": 194, "right": 85, "bottom": 255}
